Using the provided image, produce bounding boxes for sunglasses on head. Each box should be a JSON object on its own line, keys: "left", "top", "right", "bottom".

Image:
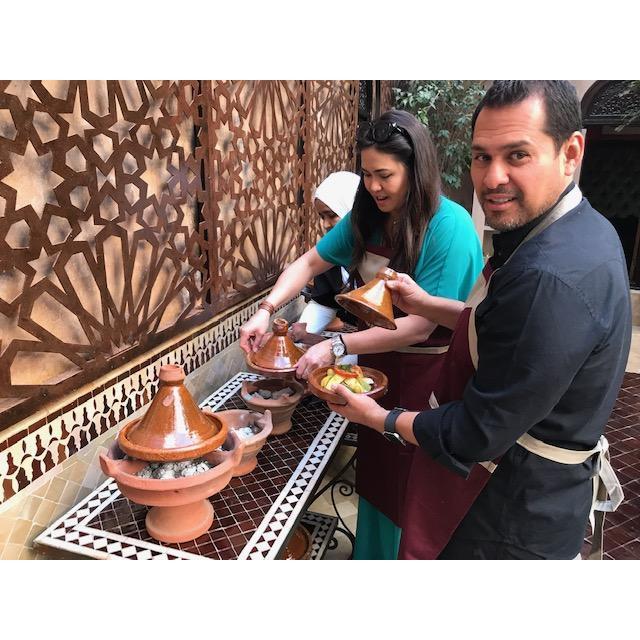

{"left": 356, "top": 120, "right": 411, "bottom": 144}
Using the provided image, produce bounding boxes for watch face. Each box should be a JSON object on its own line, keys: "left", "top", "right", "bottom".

{"left": 332, "top": 337, "right": 345, "bottom": 357}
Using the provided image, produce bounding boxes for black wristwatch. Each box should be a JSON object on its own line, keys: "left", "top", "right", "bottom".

{"left": 383, "top": 408, "right": 407, "bottom": 446}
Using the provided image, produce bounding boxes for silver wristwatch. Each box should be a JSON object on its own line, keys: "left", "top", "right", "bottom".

{"left": 330, "top": 334, "right": 347, "bottom": 359}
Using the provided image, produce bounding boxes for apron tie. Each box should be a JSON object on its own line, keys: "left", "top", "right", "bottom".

{"left": 516, "top": 433, "right": 624, "bottom": 560}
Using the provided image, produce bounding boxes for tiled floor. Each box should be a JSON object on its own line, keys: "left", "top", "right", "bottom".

{"left": 582, "top": 372, "right": 640, "bottom": 559}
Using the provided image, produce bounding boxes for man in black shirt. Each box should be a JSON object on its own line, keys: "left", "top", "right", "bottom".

{"left": 328, "top": 81, "right": 631, "bottom": 559}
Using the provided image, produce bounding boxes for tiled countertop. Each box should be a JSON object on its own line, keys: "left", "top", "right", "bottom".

{"left": 34, "top": 372, "right": 348, "bottom": 560}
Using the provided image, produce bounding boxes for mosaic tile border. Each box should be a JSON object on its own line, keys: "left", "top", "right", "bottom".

{"left": 0, "top": 292, "right": 297, "bottom": 506}
{"left": 302, "top": 511, "right": 338, "bottom": 560}
{"left": 34, "top": 373, "right": 348, "bottom": 560}
{"left": 34, "top": 472, "right": 336, "bottom": 560}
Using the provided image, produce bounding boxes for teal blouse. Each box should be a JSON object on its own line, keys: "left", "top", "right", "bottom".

{"left": 315, "top": 195, "right": 483, "bottom": 302}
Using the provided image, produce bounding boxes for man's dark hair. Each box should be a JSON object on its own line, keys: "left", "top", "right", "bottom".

{"left": 471, "top": 81, "right": 582, "bottom": 150}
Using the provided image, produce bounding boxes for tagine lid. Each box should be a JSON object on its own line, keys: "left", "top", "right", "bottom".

{"left": 247, "top": 317, "right": 305, "bottom": 373}
{"left": 335, "top": 267, "right": 397, "bottom": 330}
{"left": 118, "top": 364, "right": 228, "bottom": 462}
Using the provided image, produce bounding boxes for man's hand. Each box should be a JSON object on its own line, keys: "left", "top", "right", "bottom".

{"left": 289, "top": 322, "right": 310, "bottom": 342}
{"left": 239, "top": 309, "right": 271, "bottom": 353}
{"left": 385, "top": 273, "right": 432, "bottom": 316}
{"left": 295, "top": 340, "right": 333, "bottom": 379}
{"left": 327, "top": 384, "right": 387, "bottom": 431}
{"left": 289, "top": 322, "right": 327, "bottom": 346}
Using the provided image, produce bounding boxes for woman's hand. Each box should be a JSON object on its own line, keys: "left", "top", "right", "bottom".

{"left": 385, "top": 273, "right": 432, "bottom": 316}
{"left": 295, "top": 339, "right": 334, "bottom": 379}
{"left": 327, "top": 384, "right": 387, "bottom": 430}
{"left": 239, "top": 309, "right": 271, "bottom": 353}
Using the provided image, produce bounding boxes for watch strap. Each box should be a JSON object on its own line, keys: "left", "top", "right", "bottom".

{"left": 384, "top": 407, "right": 406, "bottom": 435}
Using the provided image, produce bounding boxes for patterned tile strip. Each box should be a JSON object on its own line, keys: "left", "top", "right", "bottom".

{"left": 0, "top": 294, "right": 296, "bottom": 506}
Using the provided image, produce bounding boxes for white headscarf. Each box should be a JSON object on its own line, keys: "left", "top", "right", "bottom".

{"left": 313, "top": 171, "right": 361, "bottom": 219}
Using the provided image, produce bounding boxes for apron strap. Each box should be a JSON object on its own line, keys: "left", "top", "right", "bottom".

{"left": 428, "top": 393, "right": 496, "bottom": 473}
{"left": 517, "top": 433, "right": 624, "bottom": 560}
{"left": 397, "top": 345, "right": 449, "bottom": 355}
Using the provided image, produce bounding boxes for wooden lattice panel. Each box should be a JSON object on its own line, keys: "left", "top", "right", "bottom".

{"left": 303, "top": 81, "right": 359, "bottom": 247}
{"left": 0, "top": 80, "right": 208, "bottom": 421}
{"left": 206, "top": 81, "right": 306, "bottom": 300}
{"left": 0, "top": 80, "right": 358, "bottom": 430}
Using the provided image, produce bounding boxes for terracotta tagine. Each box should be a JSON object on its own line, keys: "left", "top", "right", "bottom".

{"left": 307, "top": 365, "right": 388, "bottom": 406}
{"left": 99, "top": 430, "right": 243, "bottom": 543}
{"left": 246, "top": 317, "right": 305, "bottom": 378}
{"left": 240, "top": 377, "right": 305, "bottom": 435}
{"left": 215, "top": 409, "right": 273, "bottom": 476}
{"left": 280, "top": 524, "right": 312, "bottom": 560}
{"left": 118, "top": 364, "right": 228, "bottom": 462}
{"left": 99, "top": 363, "right": 242, "bottom": 543}
{"left": 335, "top": 267, "right": 398, "bottom": 330}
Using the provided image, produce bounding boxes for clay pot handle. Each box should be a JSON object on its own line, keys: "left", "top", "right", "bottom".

{"left": 272, "top": 317, "right": 289, "bottom": 336}
{"left": 253, "top": 409, "right": 274, "bottom": 438}
{"left": 376, "top": 267, "right": 398, "bottom": 282}
{"left": 99, "top": 451, "right": 122, "bottom": 478}
{"left": 228, "top": 430, "right": 245, "bottom": 467}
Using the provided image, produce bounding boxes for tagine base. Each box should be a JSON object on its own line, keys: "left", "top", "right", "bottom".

{"left": 270, "top": 417, "right": 293, "bottom": 435}
{"left": 233, "top": 456, "right": 259, "bottom": 477}
{"left": 146, "top": 499, "right": 214, "bottom": 543}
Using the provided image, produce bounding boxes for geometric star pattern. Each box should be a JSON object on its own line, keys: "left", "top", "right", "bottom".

{"left": 1, "top": 141, "right": 64, "bottom": 216}
{"left": 0, "top": 79, "right": 359, "bottom": 429}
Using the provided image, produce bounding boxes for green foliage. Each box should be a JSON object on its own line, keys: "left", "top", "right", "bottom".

{"left": 393, "top": 80, "right": 486, "bottom": 190}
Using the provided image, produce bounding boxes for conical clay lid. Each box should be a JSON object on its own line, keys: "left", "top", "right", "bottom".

{"left": 335, "top": 267, "right": 397, "bottom": 330}
{"left": 118, "top": 364, "right": 227, "bottom": 462}
{"left": 251, "top": 318, "right": 304, "bottom": 371}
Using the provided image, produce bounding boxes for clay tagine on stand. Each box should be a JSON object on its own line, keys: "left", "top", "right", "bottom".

{"left": 335, "top": 267, "right": 398, "bottom": 330}
{"left": 240, "top": 378, "right": 305, "bottom": 435}
{"left": 99, "top": 364, "right": 244, "bottom": 543}
{"left": 246, "top": 317, "right": 305, "bottom": 378}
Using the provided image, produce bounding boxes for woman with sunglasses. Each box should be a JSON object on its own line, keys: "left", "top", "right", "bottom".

{"left": 240, "top": 109, "right": 483, "bottom": 559}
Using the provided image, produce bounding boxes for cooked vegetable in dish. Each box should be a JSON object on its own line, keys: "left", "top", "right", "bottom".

{"left": 319, "top": 365, "right": 375, "bottom": 393}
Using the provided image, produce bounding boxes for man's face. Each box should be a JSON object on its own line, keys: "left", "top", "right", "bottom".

{"left": 471, "top": 96, "right": 581, "bottom": 231}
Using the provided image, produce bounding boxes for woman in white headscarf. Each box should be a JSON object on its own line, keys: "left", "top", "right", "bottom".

{"left": 293, "top": 171, "right": 361, "bottom": 340}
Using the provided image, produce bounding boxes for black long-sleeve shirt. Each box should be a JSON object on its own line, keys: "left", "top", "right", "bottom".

{"left": 412, "top": 195, "right": 631, "bottom": 558}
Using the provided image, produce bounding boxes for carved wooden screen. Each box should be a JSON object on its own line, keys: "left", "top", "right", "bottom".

{"left": 0, "top": 80, "right": 358, "bottom": 428}
{"left": 205, "top": 81, "right": 305, "bottom": 302}
{"left": 303, "top": 81, "right": 359, "bottom": 247}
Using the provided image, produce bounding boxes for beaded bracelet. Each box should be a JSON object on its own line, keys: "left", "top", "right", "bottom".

{"left": 258, "top": 300, "right": 275, "bottom": 315}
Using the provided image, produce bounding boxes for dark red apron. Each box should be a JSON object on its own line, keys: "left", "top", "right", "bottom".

{"left": 355, "top": 244, "right": 453, "bottom": 527}
{"left": 398, "top": 262, "right": 496, "bottom": 559}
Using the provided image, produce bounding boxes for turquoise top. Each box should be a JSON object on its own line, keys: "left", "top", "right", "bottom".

{"left": 315, "top": 195, "right": 483, "bottom": 301}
